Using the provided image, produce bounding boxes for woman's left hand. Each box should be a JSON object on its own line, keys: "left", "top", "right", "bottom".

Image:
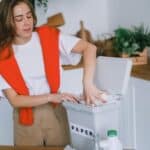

{"left": 83, "top": 82, "right": 106, "bottom": 105}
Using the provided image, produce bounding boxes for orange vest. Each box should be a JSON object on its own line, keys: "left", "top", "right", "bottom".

{"left": 0, "top": 26, "right": 60, "bottom": 125}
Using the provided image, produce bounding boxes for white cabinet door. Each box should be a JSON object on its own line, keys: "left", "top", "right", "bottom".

{"left": 132, "top": 77, "right": 150, "bottom": 150}
{"left": 120, "top": 77, "right": 150, "bottom": 150}
{"left": 119, "top": 78, "right": 136, "bottom": 149}
{"left": 0, "top": 98, "right": 13, "bottom": 145}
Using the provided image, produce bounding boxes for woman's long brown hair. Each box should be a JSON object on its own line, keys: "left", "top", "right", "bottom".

{"left": 0, "top": 0, "right": 37, "bottom": 52}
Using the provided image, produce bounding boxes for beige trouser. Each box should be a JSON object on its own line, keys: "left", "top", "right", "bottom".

{"left": 13, "top": 104, "right": 70, "bottom": 146}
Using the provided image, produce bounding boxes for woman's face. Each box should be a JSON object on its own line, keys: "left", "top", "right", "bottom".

{"left": 13, "top": 2, "right": 34, "bottom": 44}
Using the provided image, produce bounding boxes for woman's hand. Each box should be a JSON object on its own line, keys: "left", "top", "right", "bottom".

{"left": 83, "top": 82, "right": 106, "bottom": 105}
{"left": 48, "top": 92, "right": 80, "bottom": 103}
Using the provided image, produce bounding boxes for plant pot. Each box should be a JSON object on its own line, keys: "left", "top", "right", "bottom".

{"left": 121, "top": 48, "right": 148, "bottom": 65}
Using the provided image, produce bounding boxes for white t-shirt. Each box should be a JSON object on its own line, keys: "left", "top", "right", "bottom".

{"left": 0, "top": 32, "right": 81, "bottom": 97}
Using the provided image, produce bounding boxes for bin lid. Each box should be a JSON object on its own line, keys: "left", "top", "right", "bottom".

{"left": 63, "top": 100, "right": 120, "bottom": 113}
{"left": 94, "top": 56, "right": 132, "bottom": 95}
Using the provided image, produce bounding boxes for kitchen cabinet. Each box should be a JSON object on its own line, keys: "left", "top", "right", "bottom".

{"left": 131, "top": 77, "right": 150, "bottom": 150}
{"left": 119, "top": 77, "right": 150, "bottom": 150}
{"left": 0, "top": 98, "right": 13, "bottom": 145}
{"left": 127, "top": 58, "right": 150, "bottom": 150}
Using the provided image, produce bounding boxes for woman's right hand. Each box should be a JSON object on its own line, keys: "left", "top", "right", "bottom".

{"left": 48, "top": 92, "right": 80, "bottom": 103}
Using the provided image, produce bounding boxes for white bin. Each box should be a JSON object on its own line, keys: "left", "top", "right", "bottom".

{"left": 63, "top": 56, "right": 132, "bottom": 150}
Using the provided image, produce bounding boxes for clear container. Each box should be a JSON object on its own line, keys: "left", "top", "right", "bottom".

{"left": 100, "top": 129, "right": 123, "bottom": 150}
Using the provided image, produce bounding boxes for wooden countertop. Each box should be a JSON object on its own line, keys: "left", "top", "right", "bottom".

{"left": 0, "top": 146, "right": 63, "bottom": 150}
{"left": 0, "top": 146, "right": 131, "bottom": 150}
{"left": 131, "top": 58, "right": 150, "bottom": 81}
{"left": 63, "top": 58, "right": 150, "bottom": 81}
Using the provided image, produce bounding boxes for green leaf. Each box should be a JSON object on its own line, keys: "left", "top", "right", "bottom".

{"left": 113, "top": 24, "right": 150, "bottom": 55}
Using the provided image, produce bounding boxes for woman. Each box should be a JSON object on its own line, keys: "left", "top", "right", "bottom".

{"left": 0, "top": 0, "right": 105, "bottom": 146}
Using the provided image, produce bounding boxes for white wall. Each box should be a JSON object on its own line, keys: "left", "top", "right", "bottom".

{"left": 107, "top": 0, "right": 150, "bottom": 55}
{"left": 36, "top": 0, "right": 150, "bottom": 40}
{"left": 107, "top": 0, "right": 150, "bottom": 32}
{"left": 36, "top": 0, "right": 109, "bottom": 40}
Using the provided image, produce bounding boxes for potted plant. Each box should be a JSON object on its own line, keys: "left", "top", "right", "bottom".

{"left": 29, "top": 0, "right": 48, "bottom": 11}
{"left": 113, "top": 24, "right": 150, "bottom": 65}
{"left": 37, "top": 0, "right": 48, "bottom": 9}
{"left": 133, "top": 24, "right": 150, "bottom": 52}
{"left": 113, "top": 27, "right": 139, "bottom": 57}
